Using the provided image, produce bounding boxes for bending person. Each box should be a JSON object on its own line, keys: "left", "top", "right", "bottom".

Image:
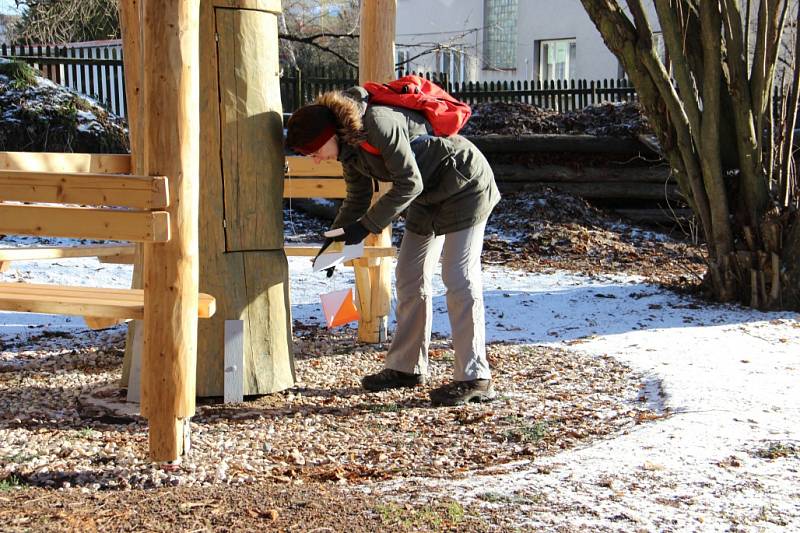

{"left": 286, "top": 87, "right": 500, "bottom": 407}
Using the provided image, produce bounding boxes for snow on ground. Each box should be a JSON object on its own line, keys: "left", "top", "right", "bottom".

{"left": 1, "top": 241, "right": 798, "bottom": 530}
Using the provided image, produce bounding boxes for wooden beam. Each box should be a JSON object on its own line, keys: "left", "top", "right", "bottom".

{"left": 0, "top": 283, "right": 215, "bottom": 319}
{"left": 0, "top": 205, "right": 170, "bottom": 242}
{"left": 140, "top": 0, "right": 200, "bottom": 462}
{"left": 0, "top": 152, "right": 131, "bottom": 174}
{"left": 0, "top": 170, "right": 168, "bottom": 208}
{"left": 119, "top": 0, "right": 148, "bottom": 396}
{"left": 0, "top": 245, "right": 137, "bottom": 262}
{"left": 210, "top": 0, "right": 281, "bottom": 12}
{"left": 357, "top": 0, "right": 395, "bottom": 343}
{"left": 283, "top": 178, "right": 347, "bottom": 198}
{"left": 285, "top": 156, "right": 343, "bottom": 177}
{"left": 285, "top": 245, "right": 396, "bottom": 257}
{"left": 84, "top": 317, "right": 128, "bottom": 330}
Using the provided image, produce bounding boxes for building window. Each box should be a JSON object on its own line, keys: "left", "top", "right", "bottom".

{"left": 483, "top": 0, "right": 518, "bottom": 70}
{"left": 539, "top": 39, "right": 576, "bottom": 81}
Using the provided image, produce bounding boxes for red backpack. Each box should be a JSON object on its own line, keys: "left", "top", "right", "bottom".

{"left": 359, "top": 75, "right": 471, "bottom": 155}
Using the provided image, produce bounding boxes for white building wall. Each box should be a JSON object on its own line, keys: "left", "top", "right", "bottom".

{"left": 395, "top": 0, "right": 660, "bottom": 83}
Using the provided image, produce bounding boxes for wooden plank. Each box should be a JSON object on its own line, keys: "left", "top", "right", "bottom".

{"left": 285, "top": 245, "right": 396, "bottom": 257}
{"left": 0, "top": 152, "right": 131, "bottom": 174}
{"left": 224, "top": 320, "right": 244, "bottom": 404}
{"left": 0, "top": 170, "right": 169, "bottom": 208}
{"left": 211, "top": 0, "right": 281, "bottom": 12}
{"left": 0, "top": 245, "right": 136, "bottom": 262}
{"left": 0, "top": 205, "right": 170, "bottom": 242}
{"left": 284, "top": 178, "right": 347, "bottom": 198}
{"left": 0, "top": 283, "right": 216, "bottom": 319}
{"left": 84, "top": 317, "right": 127, "bottom": 330}
{"left": 285, "top": 156, "right": 343, "bottom": 177}
{"left": 98, "top": 254, "right": 136, "bottom": 265}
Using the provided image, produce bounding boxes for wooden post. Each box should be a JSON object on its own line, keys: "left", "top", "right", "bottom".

{"left": 357, "top": 0, "right": 396, "bottom": 343}
{"left": 119, "top": 0, "right": 146, "bottom": 389}
{"left": 140, "top": 0, "right": 200, "bottom": 462}
{"left": 195, "top": 0, "right": 293, "bottom": 397}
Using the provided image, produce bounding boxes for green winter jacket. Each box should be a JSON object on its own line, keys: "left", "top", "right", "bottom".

{"left": 330, "top": 87, "right": 500, "bottom": 236}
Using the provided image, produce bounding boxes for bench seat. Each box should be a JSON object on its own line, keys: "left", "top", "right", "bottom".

{"left": 0, "top": 282, "right": 216, "bottom": 329}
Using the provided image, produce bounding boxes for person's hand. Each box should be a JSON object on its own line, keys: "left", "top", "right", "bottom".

{"left": 313, "top": 238, "right": 336, "bottom": 278}
{"left": 325, "top": 221, "right": 370, "bottom": 245}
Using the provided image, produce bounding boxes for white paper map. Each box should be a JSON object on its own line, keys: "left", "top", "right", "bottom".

{"left": 312, "top": 239, "right": 365, "bottom": 272}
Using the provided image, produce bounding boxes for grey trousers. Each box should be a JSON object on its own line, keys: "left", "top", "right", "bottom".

{"left": 385, "top": 221, "right": 491, "bottom": 381}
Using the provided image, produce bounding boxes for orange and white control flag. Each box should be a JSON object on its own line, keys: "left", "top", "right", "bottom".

{"left": 320, "top": 288, "right": 360, "bottom": 328}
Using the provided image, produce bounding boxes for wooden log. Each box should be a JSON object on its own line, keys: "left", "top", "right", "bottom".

{"left": 120, "top": 0, "right": 147, "bottom": 391}
{"left": 495, "top": 181, "right": 683, "bottom": 201}
{"left": 490, "top": 163, "right": 674, "bottom": 184}
{"left": 194, "top": 0, "right": 293, "bottom": 397}
{"left": 465, "top": 134, "right": 656, "bottom": 155}
{"left": 217, "top": 6, "right": 283, "bottom": 252}
{"left": 0, "top": 205, "right": 170, "bottom": 242}
{"left": 358, "top": 0, "right": 395, "bottom": 343}
{"left": 0, "top": 152, "right": 131, "bottom": 174}
{"left": 612, "top": 208, "right": 694, "bottom": 224}
{"left": 140, "top": 0, "right": 200, "bottom": 462}
{"left": 0, "top": 170, "right": 168, "bottom": 208}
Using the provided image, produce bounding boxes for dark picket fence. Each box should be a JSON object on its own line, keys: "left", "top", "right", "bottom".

{"left": 1, "top": 43, "right": 127, "bottom": 117}
{"left": 280, "top": 69, "right": 639, "bottom": 112}
{"left": 4, "top": 45, "right": 787, "bottom": 122}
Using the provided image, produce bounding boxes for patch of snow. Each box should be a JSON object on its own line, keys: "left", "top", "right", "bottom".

{"left": 0, "top": 233, "right": 798, "bottom": 530}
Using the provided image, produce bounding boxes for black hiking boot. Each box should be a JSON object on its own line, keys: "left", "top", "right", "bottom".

{"left": 429, "top": 379, "right": 496, "bottom": 407}
{"left": 361, "top": 368, "right": 427, "bottom": 391}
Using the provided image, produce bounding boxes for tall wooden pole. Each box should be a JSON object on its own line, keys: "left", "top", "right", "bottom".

{"left": 119, "top": 0, "right": 146, "bottom": 389}
{"left": 357, "top": 0, "right": 396, "bottom": 343}
{"left": 140, "top": 0, "right": 200, "bottom": 462}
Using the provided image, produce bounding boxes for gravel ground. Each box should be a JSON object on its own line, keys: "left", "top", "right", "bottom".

{"left": 0, "top": 328, "right": 655, "bottom": 491}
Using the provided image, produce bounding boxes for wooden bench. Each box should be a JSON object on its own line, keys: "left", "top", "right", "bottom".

{"left": 0, "top": 152, "right": 393, "bottom": 338}
{"left": 0, "top": 151, "right": 216, "bottom": 329}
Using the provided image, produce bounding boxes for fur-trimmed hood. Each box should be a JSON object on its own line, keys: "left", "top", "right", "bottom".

{"left": 314, "top": 87, "right": 369, "bottom": 146}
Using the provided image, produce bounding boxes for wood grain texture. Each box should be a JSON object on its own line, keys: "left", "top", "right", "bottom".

{"left": 285, "top": 156, "right": 343, "bottom": 177}
{"left": 0, "top": 282, "right": 215, "bottom": 319}
{"left": 0, "top": 152, "right": 131, "bottom": 174}
{"left": 140, "top": 0, "right": 201, "bottom": 461}
{"left": 196, "top": 1, "right": 293, "bottom": 397}
{"left": 0, "top": 205, "right": 170, "bottom": 242}
{"left": 0, "top": 245, "right": 135, "bottom": 262}
{"left": 119, "top": 0, "right": 147, "bottom": 392}
{"left": 356, "top": 0, "right": 396, "bottom": 343}
{"left": 217, "top": 7, "right": 284, "bottom": 251}
{"left": 0, "top": 170, "right": 168, "bottom": 208}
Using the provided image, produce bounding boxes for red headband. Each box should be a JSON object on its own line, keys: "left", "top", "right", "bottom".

{"left": 293, "top": 124, "right": 336, "bottom": 155}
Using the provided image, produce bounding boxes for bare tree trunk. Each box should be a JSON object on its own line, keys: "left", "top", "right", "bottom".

{"left": 580, "top": 0, "right": 799, "bottom": 310}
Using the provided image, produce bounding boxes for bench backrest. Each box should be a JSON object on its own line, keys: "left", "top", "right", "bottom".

{"left": 0, "top": 152, "right": 170, "bottom": 242}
